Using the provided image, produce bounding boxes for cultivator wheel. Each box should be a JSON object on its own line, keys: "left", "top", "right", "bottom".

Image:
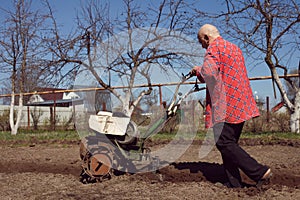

{"left": 79, "top": 137, "right": 115, "bottom": 183}
{"left": 89, "top": 152, "right": 112, "bottom": 176}
{"left": 79, "top": 135, "right": 137, "bottom": 183}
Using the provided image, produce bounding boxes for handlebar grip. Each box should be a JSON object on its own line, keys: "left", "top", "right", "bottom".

{"left": 182, "top": 72, "right": 193, "bottom": 81}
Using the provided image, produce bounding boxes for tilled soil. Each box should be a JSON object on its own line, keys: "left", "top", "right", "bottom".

{"left": 0, "top": 139, "right": 299, "bottom": 200}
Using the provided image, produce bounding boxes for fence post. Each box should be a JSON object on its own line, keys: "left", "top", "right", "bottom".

{"left": 53, "top": 90, "right": 56, "bottom": 130}
{"left": 27, "top": 106, "right": 30, "bottom": 129}
{"left": 159, "top": 85, "right": 162, "bottom": 106}
{"left": 266, "top": 96, "right": 270, "bottom": 123}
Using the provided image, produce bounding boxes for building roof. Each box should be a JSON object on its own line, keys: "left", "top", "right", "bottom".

{"left": 34, "top": 88, "right": 65, "bottom": 101}
{"left": 25, "top": 88, "right": 83, "bottom": 107}
{"left": 26, "top": 98, "right": 83, "bottom": 107}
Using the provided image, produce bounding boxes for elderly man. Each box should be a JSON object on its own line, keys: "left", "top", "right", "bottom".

{"left": 191, "top": 24, "right": 271, "bottom": 188}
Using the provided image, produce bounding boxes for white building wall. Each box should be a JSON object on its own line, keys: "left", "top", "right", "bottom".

{"left": 0, "top": 105, "right": 74, "bottom": 128}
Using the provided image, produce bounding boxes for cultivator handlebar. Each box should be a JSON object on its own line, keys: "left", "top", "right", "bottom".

{"left": 167, "top": 73, "right": 205, "bottom": 118}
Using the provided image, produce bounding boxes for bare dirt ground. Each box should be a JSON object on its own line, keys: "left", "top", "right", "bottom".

{"left": 0, "top": 138, "right": 299, "bottom": 200}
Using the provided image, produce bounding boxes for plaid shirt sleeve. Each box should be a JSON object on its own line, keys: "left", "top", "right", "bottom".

{"left": 196, "top": 37, "right": 260, "bottom": 128}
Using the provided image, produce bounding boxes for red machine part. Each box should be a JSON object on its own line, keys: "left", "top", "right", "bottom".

{"left": 89, "top": 153, "right": 112, "bottom": 176}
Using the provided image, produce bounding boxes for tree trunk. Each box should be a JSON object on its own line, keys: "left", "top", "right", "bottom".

{"left": 9, "top": 93, "right": 16, "bottom": 135}
{"left": 268, "top": 65, "right": 298, "bottom": 133}
{"left": 10, "top": 93, "right": 23, "bottom": 135}
{"left": 290, "top": 91, "right": 300, "bottom": 133}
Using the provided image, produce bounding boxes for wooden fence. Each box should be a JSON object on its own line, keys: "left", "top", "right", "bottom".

{"left": 0, "top": 74, "right": 297, "bottom": 130}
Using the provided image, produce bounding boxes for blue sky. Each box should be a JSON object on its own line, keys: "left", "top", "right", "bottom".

{"left": 0, "top": 0, "right": 296, "bottom": 106}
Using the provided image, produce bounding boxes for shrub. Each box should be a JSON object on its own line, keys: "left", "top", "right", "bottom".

{"left": 0, "top": 109, "right": 10, "bottom": 131}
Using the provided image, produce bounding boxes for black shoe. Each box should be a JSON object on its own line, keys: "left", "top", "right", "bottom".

{"left": 256, "top": 168, "right": 272, "bottom": 188}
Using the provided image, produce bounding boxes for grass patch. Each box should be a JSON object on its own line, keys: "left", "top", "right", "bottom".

{"left": 0, "top": 130, "right": 299, "bottom": 145}
{"left": 151, "top": 131, "right": 300, "bottom": 141}
{"left": 241, "top": 132, "right": 300, "bottom": 140}
{"left": 0, "top": 130, "right": 80, "bottom": 142}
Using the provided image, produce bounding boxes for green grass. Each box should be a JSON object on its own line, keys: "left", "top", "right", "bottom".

{"left": 241, "top": 131, "right": 300, "bottom": 140}
{"left": 0, "top": 130, "right": 80, "bottom": 141}
{"left": 151, "top": 131, "right": 300, "bottom": 141}
{"left": 0, "top": 130, "right": 299, "bottom": 144}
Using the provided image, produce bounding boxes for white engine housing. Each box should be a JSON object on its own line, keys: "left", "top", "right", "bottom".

{"left": 89, "top": 111, "right": 130, "bottom": 136}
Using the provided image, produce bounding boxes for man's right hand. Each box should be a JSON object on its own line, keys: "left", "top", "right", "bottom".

{"left": 190, "top": 66, "right": 206, "bottom": 83}
{"left": 190, "top": 66, "right": 200, "bottom": 77}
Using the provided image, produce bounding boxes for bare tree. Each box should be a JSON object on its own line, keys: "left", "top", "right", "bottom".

{"left": 0, "top": 0, "right": 53, "bottom": 134}
{"left": 46, "top": 0, "right": 203, "bottom": 118}
{"left": 285, "top": 67, "right": 300, "bottom": 103}
{"left": 30, "top": 107, "right": 43, "bottom": 130}
{"left": 197, "top": 0, "right": 300, "bottom": 132}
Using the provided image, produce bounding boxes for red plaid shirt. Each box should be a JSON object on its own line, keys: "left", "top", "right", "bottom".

{"left": 196, "top": 36, "right": 260, "bottom": 128}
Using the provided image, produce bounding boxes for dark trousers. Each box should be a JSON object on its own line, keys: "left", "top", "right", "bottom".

{"left": 213, "top": 122, "right": 268, "bottom": 187}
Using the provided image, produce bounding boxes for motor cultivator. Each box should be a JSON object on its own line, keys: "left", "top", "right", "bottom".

{"left": 79, "top": 73, "right": 205, "bottom": 183}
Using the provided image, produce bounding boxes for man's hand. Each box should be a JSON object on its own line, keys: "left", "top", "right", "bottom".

{"left": 190, "top": 66, "right": 205, "bottom": 83}
{"left": 190, "top": 66, "right": 201, "bottom": 77}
